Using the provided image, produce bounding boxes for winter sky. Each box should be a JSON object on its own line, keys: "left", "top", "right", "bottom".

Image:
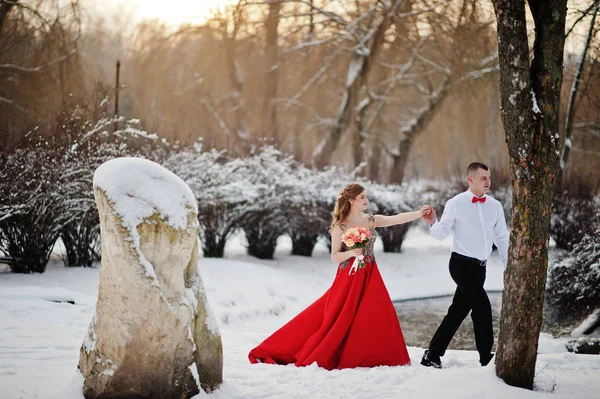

{"left": 86, "top": 0, "right": 235, "bottom": 26}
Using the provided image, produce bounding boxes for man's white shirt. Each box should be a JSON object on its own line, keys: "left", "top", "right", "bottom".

{"left": 429, "top": 190, "right": 509, "bottom": 268}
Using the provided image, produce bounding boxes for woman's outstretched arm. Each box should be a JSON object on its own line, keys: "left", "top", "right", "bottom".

{"left": 374, "top": 206, "right": 429, "bottom": 228}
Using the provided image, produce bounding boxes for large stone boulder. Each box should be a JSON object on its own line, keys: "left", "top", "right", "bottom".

{"left": 79, "top": 157, "right": 222, "bottom": 399}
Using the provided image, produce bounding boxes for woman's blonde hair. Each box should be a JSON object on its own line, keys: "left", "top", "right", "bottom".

{"left": 329, "top": 182, "right": 365, "bottom": 233}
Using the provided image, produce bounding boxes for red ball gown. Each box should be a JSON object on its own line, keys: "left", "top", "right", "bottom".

{"left": 248, "top": 227, "right": 411, "bottom": 370}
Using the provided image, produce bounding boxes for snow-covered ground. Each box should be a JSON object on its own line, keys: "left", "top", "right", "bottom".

{"left": 0, "top": 229, "right": 598, "bottom": 399}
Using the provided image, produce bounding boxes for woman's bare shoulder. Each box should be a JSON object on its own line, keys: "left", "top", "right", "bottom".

{"left": 331, "top": 224, "right": 344, "bottom": 234}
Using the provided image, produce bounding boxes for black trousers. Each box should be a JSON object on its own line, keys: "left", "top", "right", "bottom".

{"left": 428, "top": 252, "right": 493, "bottom": 358}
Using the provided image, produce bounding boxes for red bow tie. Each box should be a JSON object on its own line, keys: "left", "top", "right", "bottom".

{"left": 472, "top": 196, "right": 486, "bottom": 204}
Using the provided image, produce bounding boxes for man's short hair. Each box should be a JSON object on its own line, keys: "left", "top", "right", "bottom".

{"left": 467, "top": 162, "right": 489, "bottom": 175}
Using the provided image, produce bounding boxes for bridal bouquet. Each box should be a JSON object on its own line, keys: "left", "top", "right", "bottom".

{"left": 342, "top": 226, "right": 372, "bottom": 275}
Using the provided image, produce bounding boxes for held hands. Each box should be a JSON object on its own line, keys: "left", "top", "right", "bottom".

{"left": 420, "top": 205, "right": 436, "bottom": 225}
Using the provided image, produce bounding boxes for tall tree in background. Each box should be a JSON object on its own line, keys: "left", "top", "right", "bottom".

{"left": 558, "top": 0, "right": 599, "bottom": 184}
{"left": 219, "top": 0, "right": 251, "bottom": 155}
{"left": 263, "top": 0, "right": 282, "bottom": 143}
{"left": 386, "top": 0, "right": 496, "bottom": 184}
{"left": 312, "top": 0, "right": 406, "bottom": 169}
{"left": 0, "top": 0, "right": 85, "bottom": 149}
{"left": 491, "top": 0, "right": 567, "bottom": 389}
{"left": 365, "top": 0, "right": 413, "bottom": 181}
{"left": 0, "top": 0, "right": 16, "bottom": 36}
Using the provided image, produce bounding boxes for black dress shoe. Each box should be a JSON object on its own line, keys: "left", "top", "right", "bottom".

{"left": 420, "top": 350, "right": 442, "bottom": 369}
{"left": 480, "top": 352, "right": 494, "bottom": 366}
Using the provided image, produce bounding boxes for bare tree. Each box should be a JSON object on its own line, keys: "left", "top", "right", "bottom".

{"left": 97, "top": 0, "right": 502, "bottom": 181}
{"left": 82, "top": 0, "right": 596, "bottom": 187}
{"left": 307, "top": 0, "right": 315, "bottom": 37}
{"left": 384, "top": 0, "right": 497, "bottom": 183}
{"left": 218, "top": 0, "right": 252, "bottom": 155}
{"left": 491, "top": 0, "right": 567, "bottom": 389}
{"left": 0, "top": 0, "right": 16, "bottom": 36}
{"left": 263, "top": 0, "right": 283, "bottom": 143}
{"left": 0, "top": 0, "right": 85, "bottom": 149}
{"left": 388, "top": 75, "right": 451, "bottom": 184}
{"left": 291, "top": 0, "right": 498, "bottom": 180}
{"left": 312, "top": 0, "right": 407, "bottom": 169}
{"left": 365, "top": 0, "right": 413, "bottom": 181}
{"left": 559, "top": 0, "right": 599, "bottom": 182}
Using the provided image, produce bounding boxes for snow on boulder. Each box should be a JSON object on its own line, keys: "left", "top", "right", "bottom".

{"left": 79, "top": 157, "right": 222, "bottom": 399}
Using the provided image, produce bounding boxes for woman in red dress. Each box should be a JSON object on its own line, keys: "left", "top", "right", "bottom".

{"left": 248, "top": 182, "right": 429, "bottom": 369}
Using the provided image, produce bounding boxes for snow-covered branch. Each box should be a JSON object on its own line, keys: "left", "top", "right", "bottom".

{"left": 0, "top": 49, "right": 80, "bottom": 73}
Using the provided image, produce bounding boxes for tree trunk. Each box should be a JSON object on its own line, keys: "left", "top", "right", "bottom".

{"left": 491, "top": 0, "right": 567, "bottom": 389}
{"left": 388, "top": 75, "right": 450, "bottom": 184}
{"left": 290, "top": 232, "right": 319, "bottom": 257}
{"left": 307, "top": 0, "right": 315, "bottom": 39}
{"left": 389, "top": 131, "right": 413, "bottom": 185}
{"left": 223, "top": 3, "right": 250, "bottom": 156}
{"left": 263, "top": 0, "right": 282, "bottom": 144}
{"left": 379, "top": 224, "right": 410, "bottom": 253}
{"left": 367, "top": 0, "right": 413, "bottom": 182}
{"left": 312, "top": 59, "right": 366, "bottom": 169}
{"left": 0, "top": 0, "right": 16, "bottom": 36}
{"left": 368, "top": 139, "right": 382, "bottom": 181}
{"left": 353, "top": 96, "right": 370, "bottom": 167}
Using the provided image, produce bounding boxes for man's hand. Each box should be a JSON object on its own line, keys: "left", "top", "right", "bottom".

{"left": 421, "top": 205, "right": 437, "bottom": 225}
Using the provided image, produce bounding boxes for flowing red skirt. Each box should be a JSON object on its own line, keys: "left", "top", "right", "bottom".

{"left": 248, "top": 258, "right": 411, "bottom": 370}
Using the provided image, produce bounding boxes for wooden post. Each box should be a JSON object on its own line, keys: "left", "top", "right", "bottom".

{"left": 114, "top": 60, "right": 121, "bottom": 132}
